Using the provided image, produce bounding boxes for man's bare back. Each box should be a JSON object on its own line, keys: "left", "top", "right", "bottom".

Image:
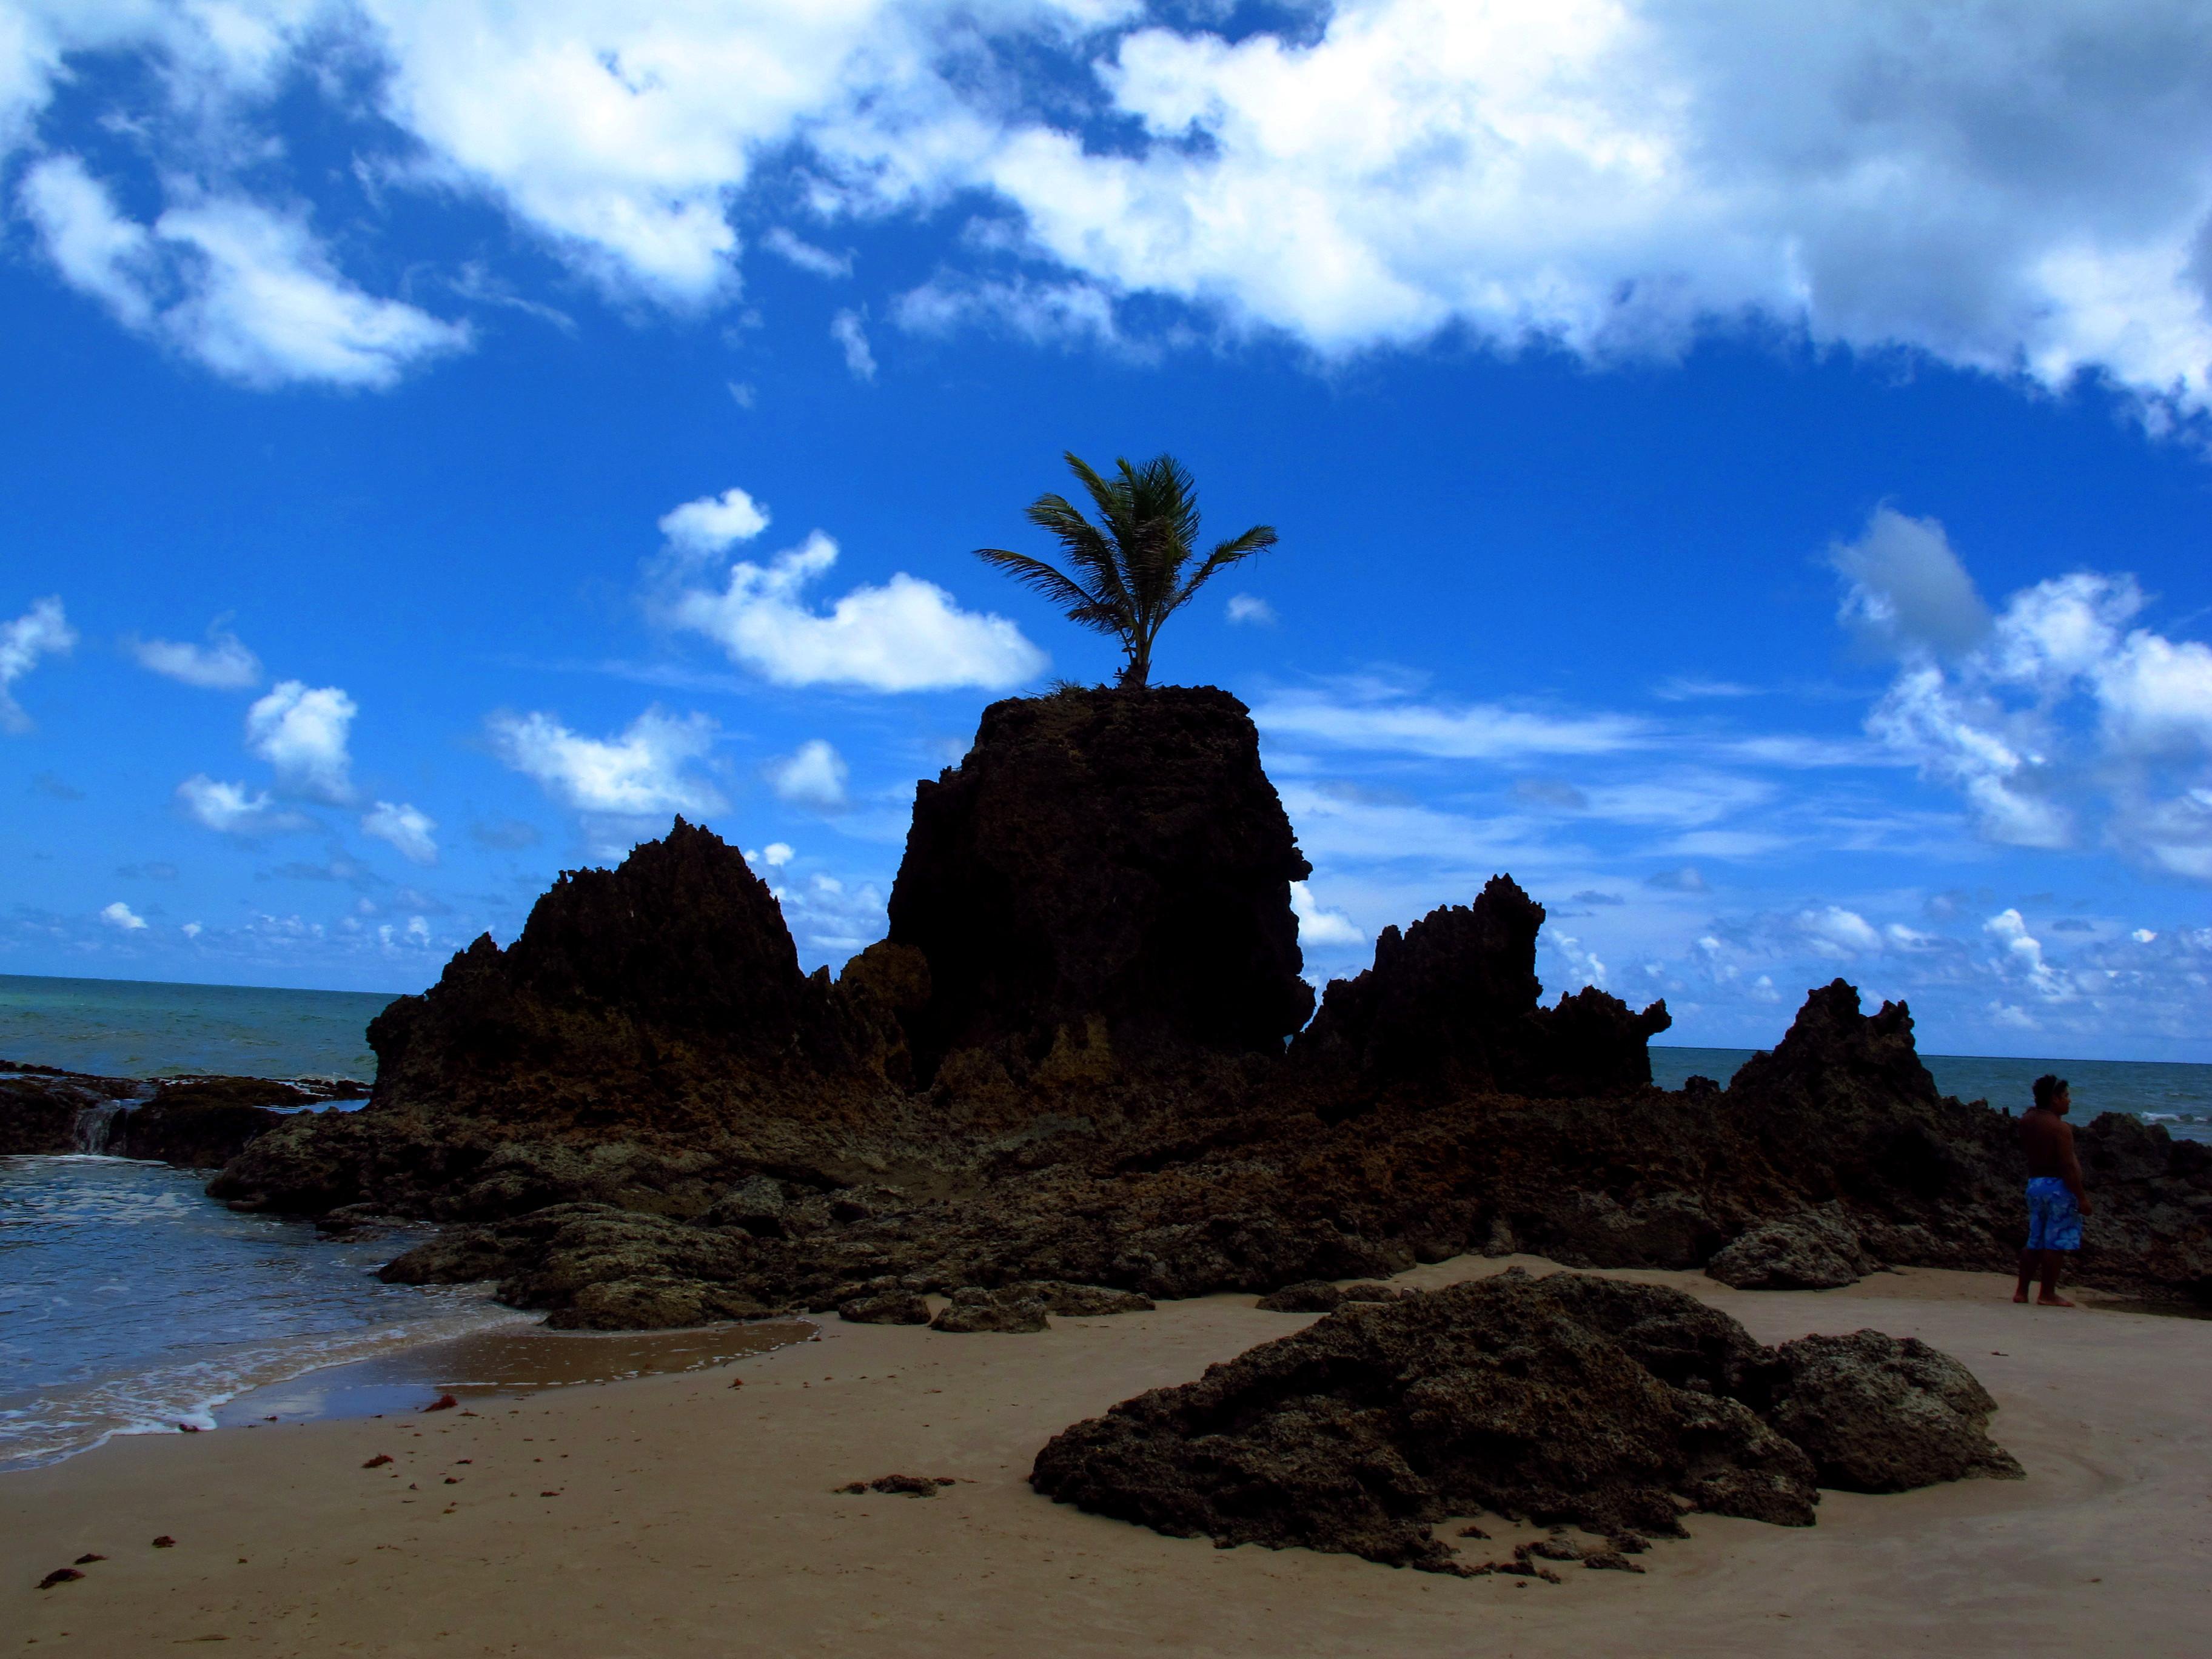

{"left": 2019, "top": 1104, "right": 2083, "bottom": 1186}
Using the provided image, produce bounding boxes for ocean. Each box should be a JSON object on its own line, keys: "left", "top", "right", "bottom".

{"left": 5, "top": 973, "right": 2212, "bottom": 1470}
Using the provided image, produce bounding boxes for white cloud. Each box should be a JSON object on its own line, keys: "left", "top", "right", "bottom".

{"left": 1831, "top": 508, "right": 1989, "bottom": 658}
{"left": 1797, "top": 905, "right": 1882, "bottom": 957}
{"left": 2133, "top": 927, "right": 2159, "bottom": 944}
{"left": 1985, "top": 907, "right": 2069, "bottom": 1000}
{"left": 1290, "top": 880, "right": 1364, "bottom": 948}
{"left": 20, "top": 156, "right": 469, "bottom": 389}
{"left": 14, "top": 5, "right": 2212, "bottom": 420}
{"left": 762, "top": 226, "right": 851, "bottom": 278}
{"left": 1253, "top": 682, "right": 1647, "bottom": 760}
{"left": 767, "top": 739, "right": 850, "bottom": 811}
{"left": 362, "top": 800, "right": 439, "bottom": 865}
{"left": 488, "top": 706, "right": 725, "bottom": 816}
{"left": 763, "top": 841, "right": 794, "bottom": 867}
{"left": 176, "top": 774, "right": 307, "bottom": 836}
{"left": 246, "top": 680, "right": 357, "bottom": 802}
{"left": 101, "top": 900, "right": 147, "bottom": 931}
{"left": 891, "top": 275, "right": 1121, "bottom": 348}
{"left": 0, "top": 594, "right": 76, "bottom": 732}
{"left": 127, "top": 623, "right": 262, "bottom": 689}
{"left": 181, "top": 921, "right": 203, "bottom": 939}
{"left": 663, "top": 529, "right": 1045, "bottom": 692}
{"left": 657, "top": 487, "right": 769, "bottom": 558}
{"left": 1225, "top": 592, "right": 1276, "bottom": 626}
{"left": 830, "top": 307, "right": 876, "bottom": 380}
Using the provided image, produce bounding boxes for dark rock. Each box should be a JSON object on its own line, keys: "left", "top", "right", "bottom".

{"left": 843, "top": 1474, "right": 951, "bottom": 1496}
{"left": 885, "top": 686, "right": 1314, "bottom": 1081}
{"left": 1024, "top": 1281, "right": 1154, "bottom": 1316}
{"left": 1292, "top": 877, "right": 1669, "bottom": 1098}
{"left": 704, "top": 1175, "right": 788, "bottom": 1236}
{"left": 1580, "top": 1549, "right": 1644, "bottom": 1572}
{"left": 38, "top": 1568, "right": 85, "bottom": 1589}
{"left": 0, "top": 1063, "right": 358, "bottom": 1162}
{"left": 1032, "top": 1273, "right": 1822, "bottom": 1573}
{"left": 1706, "top": 1202, "right": 1876, "bottom": 1290}
{"left": 931, "top": 1285, "right": 1050, "bottom": 1333}
{"left": 1255, "top": 1280, "right": 1404, "bottom": 1313}
{"left": 839, "top": 1292, "right": 931, "bottom": 1325}
{"left": 1765, "top": 1330, "right": 2025, "bottom": 1492}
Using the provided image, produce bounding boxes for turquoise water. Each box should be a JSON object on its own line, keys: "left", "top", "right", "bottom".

{"left": 1652, "top": 1046, "right": 2212, "bottom": 1144}
{"left": 0, "top": 973, "right": 394, "bottom": 1079}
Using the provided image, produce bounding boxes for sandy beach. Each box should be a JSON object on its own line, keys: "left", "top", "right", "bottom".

{"left": 5, "top": 1255, "right": 2205, "bottom": 1658}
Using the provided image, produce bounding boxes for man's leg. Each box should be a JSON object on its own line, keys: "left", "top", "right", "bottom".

{"left": 2014, "top": 1247, "right": 2038, "bottom": 1302}
{"left": 2038, "top": 1250, "right": 2074, "bottom": 1307}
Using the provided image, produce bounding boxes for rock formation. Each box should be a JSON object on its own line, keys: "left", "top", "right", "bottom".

{"left": 885, "top": 686, "right": 1313, "bottom": 1081}
{"left": 174, "top": 686, "right": 2212, "bottom": 1327}
{"left": 1030, "top": 1272, "right": 2019, "bottom": 1574}
{"left": 1292, "top": 876, "right": 1671, "bottom": 1098}
{"left": 0, "top": 1061, "right": 364, "bottom": 1165}
{"left": 1704, "top": 1202, "right": 1875, "bottom": 1290}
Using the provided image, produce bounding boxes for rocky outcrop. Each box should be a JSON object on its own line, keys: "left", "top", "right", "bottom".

{"left": 1033, "top": 1272, "right": 2013, "bottom": 1574}
{"left": 1031, "top": 1272, "right": 2016, "bottom": 1572}
{"left": 1255, "top": 1280, "right": 1406, "bottom": 1313}
{"left": 1765, "top": 1330, "right": 2024, "bottom": 1491}
{"left": 885, "top": 686, "right": 1313, "bottom": 1081}
{"left": 1292, "top": 877, "right": 1671, "bottom": 1099}
{"left": 1705, "top": 1202, "right": 1875, "bottom": 1290}
{"left": 0, "top": 1061, "right": 364, "bottom": 1165}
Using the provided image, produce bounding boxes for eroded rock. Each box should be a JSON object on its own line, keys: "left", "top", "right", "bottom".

{"left": 1765, "top": 1330, "right": 2025, "bottom": 1491}
{"left": 1706, "top": 1202, "right": 1876, "bottom": 1290}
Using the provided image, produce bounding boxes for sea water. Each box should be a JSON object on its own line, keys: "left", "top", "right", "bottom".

{"left": 1652, "top": 1046, "right": 2212, "bottom": 1144}
{"left": 0, "top": 972, "right": 390, "bottom": 1079}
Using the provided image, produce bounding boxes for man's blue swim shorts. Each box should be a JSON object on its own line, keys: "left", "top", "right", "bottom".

{"left": 2025, "top": 1175, "right": 2082, "bottom": 1253}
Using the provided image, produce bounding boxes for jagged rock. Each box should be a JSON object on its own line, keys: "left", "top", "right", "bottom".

{"left": 1706, "top": 1202, "right": 1876, "bottom": 1290}
{"left": 0, "top": 1063, "right": 363, "bottom": 1162}
{"left": 705, "top": 1175, "right": 789, "bottom": 1236}
{"left": 931, "top": 1285, "right": 1050, "bottom": 1333}
{"left": 885, "top": 686, "right": 1314, "bottom": 1081}
{"left": 1765, "top": 1330, "right": 2026, "bottom": 1491}
{"left": 1255, "top": 1280, "right": 1405, "bottom": 1313}
{"left": 1031, "top": 1273, "right": 1823, "bottom": 1573}
{"left": 1292, "top": 876, "right": 1670, "bottom": 1098}
{"left": 839, "top": 1292, "right": 931, "bottom": 1325}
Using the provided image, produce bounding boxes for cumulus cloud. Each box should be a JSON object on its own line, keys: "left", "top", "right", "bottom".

{"left": 658, "top": 487, "right": 770, "bottom": 558}
{"left": 488, "top": 707, "right": 725, "bottom": 816}
{"left": 0, "top": 595, "right": 76, "bottom": 732}
{"left": 126, "top": 622, "right": 262, "bottom": 689}
{"left": 176, "top": 774, "right": 308, "bottom": 836}
{"left": 101, "top": 900, "right": 147, "bottom": 931}
{"left": 19, "top": 156, "right": 469, "bottom": 389}
{"left": 830, "top": 308, "right": 876, "bottom": 380}
{"left": 767, "top": 739, "right": 850, "bottom": 811}
{"left": 246, "top": 680, "right": 357, "bottom": 802}
{"left": 1225, "top": 592, "right": 1276, "bottom": 626}
{"left": 1290, "top": 880, "right": 1364, "bottom": 948}
{"left": 1857, "top": 543, "right": 2212, "bottom": 873}
{"left": 1831, "top": 509, "right": 1990, "bottom": 658}
{"left": 662, "top": 530, "right": 1045, "bottom": 692}
{"left": 13, "top": 5, "right": 2212, "bottom": 418}
{"left": 1985, "top": 907, "right": 2068, "bottom": 1000}
{"left": 362, "top": 800, "right": 438, "bottom": 864}
{"left": 1797, "top": 905, "right": 1882, "bottom": 957}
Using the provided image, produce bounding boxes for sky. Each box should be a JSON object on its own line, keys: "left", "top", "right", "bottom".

{"left": 4, "top": 2, "right": 2212, "bottom": 1062}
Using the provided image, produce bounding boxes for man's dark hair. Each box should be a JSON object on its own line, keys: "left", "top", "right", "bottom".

{"left": 2032, "top": 1073, "right": 2068, "bottom": 1111}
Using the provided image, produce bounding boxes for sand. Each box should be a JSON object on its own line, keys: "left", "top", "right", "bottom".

{"left": 5, "top": 1255, "right": 2207, "bottom": 1658}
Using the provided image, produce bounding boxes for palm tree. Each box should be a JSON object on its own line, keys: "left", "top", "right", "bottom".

{"left": 974, "top": 451, "right": 1279, "bottom": 689}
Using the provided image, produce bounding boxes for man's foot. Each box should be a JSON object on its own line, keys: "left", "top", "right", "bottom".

{"left": 2013, "top": 1289, "right": 2031, "bottom": 1303}
{"left": 2037, "top": 1294, "right": 2076, "bottom": 1307}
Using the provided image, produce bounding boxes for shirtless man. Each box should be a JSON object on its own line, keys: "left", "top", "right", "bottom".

{"left": 2014, "top": 1073, "right": 2091, "bottom": 1306}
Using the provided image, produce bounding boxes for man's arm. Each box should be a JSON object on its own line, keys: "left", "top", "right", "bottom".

{"left": 2060, "top": 1121, "right": 2091, "bottom": 1214}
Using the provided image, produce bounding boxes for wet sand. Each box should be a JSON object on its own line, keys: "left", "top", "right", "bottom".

{"left": 5, "top": 1255, "right": 2207, "bottom": 1657}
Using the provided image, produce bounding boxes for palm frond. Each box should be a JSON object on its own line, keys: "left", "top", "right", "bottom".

{"left": 971, "top": 548, "right": 1121, "bottom": 635}
{"left": 1173, "top": 523, "right": 1278, "bottom": 606}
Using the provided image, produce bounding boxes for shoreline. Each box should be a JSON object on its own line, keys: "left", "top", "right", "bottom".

{"left": 6, "top": 1254, "right": 2207, "bottom": 1657}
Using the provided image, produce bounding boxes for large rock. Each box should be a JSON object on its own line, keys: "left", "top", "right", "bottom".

{"left": 885, "top": 686, "right": 1314, "bottom": 1079}
{"left": 1031, "top": 1272, "right": 1823, "bottom": 1574}
{"left": 1293, "top": 876, "right": 1671, "bottom": 1098}
{"left": 1705, "top": 1202, "right": 1876, "bottom": 1290}
{"left": 1765, "top": 1330, "right": 2025, "bottom": 1490}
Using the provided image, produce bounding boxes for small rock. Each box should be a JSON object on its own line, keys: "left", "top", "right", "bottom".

{"left": 363, "top": 1454, "right": 393, "bottom": 1469}
{"left": 422, "top": 1393, "right": 459, "bottom": 1413}
{"left": 867, "top": 1474, "right": 942, "bottom": 1497}
{"left": 930, "top": 1287, "right": 1049, "bottom": 1333}
{"left": 152, "top": 1535, "right": 176, "bottom": 1548}
{"left": 1705, "top": 1202, "right": 1874, "bottom": 1291}
{"left": 1766, "top": 1329, "right": 2025, "bottom": 1491}
{"left": 839, "top": 1292, "right": 932, "bottom": 1326}
{"left": 1255, "top": 1280, "right": 1403, "bottom": 1313}
{"left": 1581, "top": 1550, "right": 1646, "bottom": 1572}
{"left": 74, "top": 1553, "right": 106, "bottom": 1564}
{"left": 38, "top": 1568, "right": 85, "bottom": 1589}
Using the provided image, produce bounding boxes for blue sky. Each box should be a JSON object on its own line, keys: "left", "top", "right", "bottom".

{"left": 5, "top": 2, "right": 2212, "bottom": 1061}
